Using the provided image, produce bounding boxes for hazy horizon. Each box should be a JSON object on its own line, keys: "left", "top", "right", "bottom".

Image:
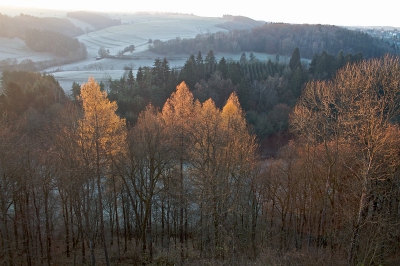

{"left": 0, "top": 0, "right": 399, "bottom": 27}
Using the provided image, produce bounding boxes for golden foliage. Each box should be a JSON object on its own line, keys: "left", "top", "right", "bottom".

{"left": 78, "top": 77, "right": 127, "bottom": 160}
{"left": 221, "top": 92, "right": 243, "bottom": 121}
{"left": 162, "top": 81, "right": 195, "bottom": 126}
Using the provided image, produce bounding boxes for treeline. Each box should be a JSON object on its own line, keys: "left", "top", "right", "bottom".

{"left": 67, "top": 11, "right": 121, "bottom": 30}
{"left": 1, "top": 56, "right": 400, "bottom": 265}
{"left": 97, "top": 48, "right": 362, "bottom": 149}
{"left": 149, "top": 23, "right": 398, "bottom": 59}
{"left": 0, "top": 13, "right": 83, "bottom": 38}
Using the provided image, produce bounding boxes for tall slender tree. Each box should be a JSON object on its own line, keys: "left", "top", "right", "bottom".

{"left": 162, "top": 82, "right": 196, "bottom": 263}
{"left": 78, "top": 77, "right": 127, "bottom": 266}
{"left": 122, "top": 104, "right": 173, "bottom": 261}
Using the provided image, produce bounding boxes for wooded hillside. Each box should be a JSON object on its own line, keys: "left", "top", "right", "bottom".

{"left": 149, "top": 23, "right": 399, "bottom": 59}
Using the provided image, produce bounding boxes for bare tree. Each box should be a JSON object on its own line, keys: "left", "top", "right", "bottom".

{"left": 161, "top": 82, "right": 196, "bottom": 263}
{"left": 118, "top": 104, "right": 173, "bottom": 261}
{"left": 291, "top": 55, "right": 400, "bottom": 265}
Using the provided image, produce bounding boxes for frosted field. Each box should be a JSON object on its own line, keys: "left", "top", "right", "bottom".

{"left": 50, "top": 52, "right": 190, "bottom": 93}
{"left": 0, "top": 37, "right": 54, "bottom": 62}
{"left": 78, "top": 14, "right": 226, "bottom": 58}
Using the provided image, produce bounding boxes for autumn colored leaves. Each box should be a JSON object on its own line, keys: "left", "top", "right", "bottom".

{"left": 77, "top": 78, "right": 256, "bottom": 262}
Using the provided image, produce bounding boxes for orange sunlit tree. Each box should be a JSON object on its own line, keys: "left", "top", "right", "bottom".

{"left": 78, "top": 77, "right": 127, "bottom": 266}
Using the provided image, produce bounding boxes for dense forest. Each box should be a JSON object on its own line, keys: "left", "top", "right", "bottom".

{"left": 1, "top": 11, "right": 400, "bottom": 266}
{"left": 98, "top": 48, "right": 363, "bottom": 155}
{"left": 149, "top": 23, "right": 399, "bottom": 59}
{"left": 1, "top": 52, "right": 400, "bottom": 265}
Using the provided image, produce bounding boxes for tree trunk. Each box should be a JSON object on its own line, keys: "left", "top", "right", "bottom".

{"left": 44, "top": 190, "right": 52, "bottom": 266}
{"left": 62, "top": 200, "right": 70, "bottom": 258}
{"left": 0, "top": 179, "right": 13, "bottom": 266}
{"left": 348, "top": 178, "right": 369, "bottom": 265}
{"left": 97, "top": 173, "right": 110, "bottom": 266}
{"left": 95, "top": 132, "right": 110, "bottom": 266}
{"left": 113, "top": 176, "right": 121, "bottom": 261}
{"left": 32, "top": 189, "right": 44, "bottom": 265}
{"left": 180, "top": 156, "right": 184, "bottom": 264}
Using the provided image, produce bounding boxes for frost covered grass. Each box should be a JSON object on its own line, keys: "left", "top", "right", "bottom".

{"left": 0, "top": 37, "right": 54, "bottom": 62}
